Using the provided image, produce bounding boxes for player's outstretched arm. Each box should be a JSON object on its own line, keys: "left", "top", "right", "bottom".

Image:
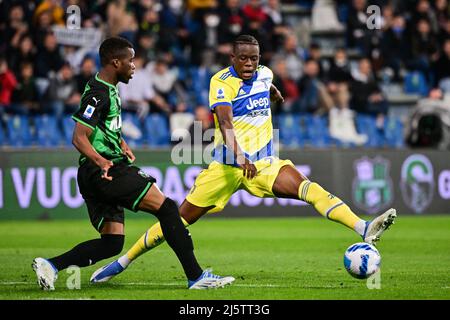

{"left": 215, "top": 105, "right": 257, "bottom": 179}
{"left": 72, "top": 122, "right": 113, "bottom": 180}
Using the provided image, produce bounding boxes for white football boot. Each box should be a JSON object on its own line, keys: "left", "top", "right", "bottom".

{"left": 188, "top": 269, "right": 235, "bottom": 290}
{"left": 363, "top": 208, "right": 397, "bottom": 245}
{"left": 32, "top": 257, "right": 58, "bottom": 291}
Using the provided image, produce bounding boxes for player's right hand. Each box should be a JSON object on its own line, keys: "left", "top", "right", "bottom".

{"left": 98, "top": 159, "right": 114, "bottom": 181}
{"left": 238, "top": 157, "right": 257, "bottom": 179}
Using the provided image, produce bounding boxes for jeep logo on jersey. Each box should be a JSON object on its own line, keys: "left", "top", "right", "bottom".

{"left": 109, "top": 115, "right": 122, "bottom": 131}
{"left": 82, "top": 105, "right": 95, "bottom": 119}
{"left": 400, "top": 154, "right": 434, "bottom": 213}
{"left": 352, "top": 157, "right": 393, "bottom": 214}
{"left": 246, "top": 97, "right": 270, "bottom": 110}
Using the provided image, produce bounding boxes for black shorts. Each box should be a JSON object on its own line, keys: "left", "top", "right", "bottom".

{"left": 77, "top": 160, "right": 156, "bottom": 232}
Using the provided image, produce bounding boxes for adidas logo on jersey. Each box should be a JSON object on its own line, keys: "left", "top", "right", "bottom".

{"left": 246, "top": 97, "right": 270, "bottom": 110}
{"left": 237, "top": 88, "right": 247, "bottom": 96}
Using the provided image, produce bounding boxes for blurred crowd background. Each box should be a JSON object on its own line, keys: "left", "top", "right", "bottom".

{"left": 0, "top": 0, "right": 450, "bottom": 150}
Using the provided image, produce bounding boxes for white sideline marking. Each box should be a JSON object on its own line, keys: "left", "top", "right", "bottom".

{"left": 0, "top": 281, "right": 29, "bottom": 285}
{"left": 0, "top": 281, "right": 344, "bottom": 289}
{"left": 38, "top": 297, "right": 94, "bottom": 300}
{"left": 117, "top": 282, "right": 343, "bottom": 289}
{"left": 118, "top": 282, "right": 284, "bottom": 288}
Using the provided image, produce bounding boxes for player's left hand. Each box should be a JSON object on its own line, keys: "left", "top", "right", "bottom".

{"left": 121, "top": 141, "right": 136, "bottom": 163}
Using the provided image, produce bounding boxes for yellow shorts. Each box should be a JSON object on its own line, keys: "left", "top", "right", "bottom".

{"left": 186, "top": 157, "right": 295, "bottom": 213}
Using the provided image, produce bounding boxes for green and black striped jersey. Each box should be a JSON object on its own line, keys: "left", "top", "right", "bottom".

{"left": 72, "top": 73, "right": 127, "bottom": 165}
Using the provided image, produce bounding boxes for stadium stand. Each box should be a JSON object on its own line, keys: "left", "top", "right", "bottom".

{"left": 0, "top": 0, "right": 449, "bottom": 150}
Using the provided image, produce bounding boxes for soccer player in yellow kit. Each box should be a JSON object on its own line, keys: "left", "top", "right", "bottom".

{"left": 91, "top": 35, "right": 397, "bottom": 284}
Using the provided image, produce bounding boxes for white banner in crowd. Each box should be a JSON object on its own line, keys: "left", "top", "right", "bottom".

{"left": 52, "top": 26, "right": 103, "bottom": 48}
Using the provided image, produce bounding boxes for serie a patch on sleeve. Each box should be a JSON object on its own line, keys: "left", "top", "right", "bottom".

{"left": 83, "top": 105, "right": 95, "bottom": 119}
{"left": 216, "top": 88, "right": 225, "bottom": 99}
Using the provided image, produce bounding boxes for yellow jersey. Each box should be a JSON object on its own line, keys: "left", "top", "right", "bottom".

{"left": 209, "top": 65, "right": 274, "bottom": 165}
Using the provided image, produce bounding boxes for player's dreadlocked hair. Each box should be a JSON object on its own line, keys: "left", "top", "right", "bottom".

{"left": 99, "top": 37, "right": 133, "bottom": 67}
{"left": 233, "top": 35, "right": 259, "bottom": 52}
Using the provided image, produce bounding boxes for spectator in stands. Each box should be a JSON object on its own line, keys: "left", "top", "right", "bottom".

{"left": 138, "top": 6, "right": 161, "bottom": 40}
{"left": 262, "top": 0, "right": 290, "bottom": 50}
{"left": 242, "top": 0, "right": 267, "bottom": 23}
{"left": 10, "top": 62, "right": 40, "bottom": 115}
{"left": 306, "top": 43, "right": 326, "bottom": 79}
{"left": 434, "top": 0, "right": 449, "bottom": 32}
{"left": 241, "top": 0, "right": 273, "bottom": 64}
{"left": 188, "top": 9, "right": 221, "bottom": 66}
{"left": 75, "top": 56, "right": 97, "bottom": 95}
{"left": 107, "top": 0, "right": 138, "bottom": 40}
{"left": 43, "top": 62, "right": 79, "bottom": 120}
{"left": 119, "top": 54, "right": 153, "bottom": 120}
{"left": 7, "top": 34, "right": 36, "bottom": 77}
{"left": 380, "top": 4, "right": 395, "bottom": 31}
{"left": 410, "top": 19, "right": 440, "bottom": 83}
{"left": 433, "top": 39, "right": 450, "bottom": 92}
{"left": 5, "top": 4, "right": 29, "bottom": 53}
{"left": 0, "top": 57, "right": 18, "bottom": 117}
{"left": 439, "top": 18, "right": 450, "bottom": 44}
{"left": 272, "top": 58, "right": 299, "bottom": 114}
{"left": 33, "top": 0, "right": 65, "bottom": 27}
{"left": 159, "top": 0, "right": 190, "bottom": 53}
{"left": 350, "top": 58, "right": 389, "bottom": 127}
{"left": 326, "top": 48, "right": 352, "bottom": 110}
{"left": 35, "top": 32, "right": 64, "bottom": 78}
{"left": 32, "top": 8, "right": 57, "bottom": 47}
{"left": 136, "top": 31, "right": 158, "bottom": 63}
{"left": 272, "top": 34, "right": 304, "bottom": 82}
{"left": 218, "top": 0, "right": 246, "bottom": 46}
{"left": 145, "top": 56, "right": 182, "bottom": 115}
{"left": 380, "top": 14, "right": 411, "bottom": 82}
{"left": 296, "top": 59, "right": 333, "bottom": 115}
{"left": 188, "top": 106, "right": 214, "bottom": 146}
{"left": 410, "top": 0, "right": 439, "bottom": 33}
{"left": 346, "top": 0, "right": 372, "bottom": 56}
{"left": 244, "top": 19, "right": 273, "bottom": 65}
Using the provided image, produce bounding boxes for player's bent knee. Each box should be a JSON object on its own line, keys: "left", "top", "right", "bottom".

{"left": 155, "top": 197, "right": 178, "bottom": 218}
{"left": 100, "top": 234, "right": 125, "bottom": 257}
{"left": 156, "top": 198, "right": 194, "bottom": 251}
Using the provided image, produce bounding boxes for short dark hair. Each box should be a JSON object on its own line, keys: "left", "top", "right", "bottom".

{"left": 233, "top": 35, "right": 259, "bottom": 52}
{"left": 99, "top": 37, "right": 133, "bottom": 67}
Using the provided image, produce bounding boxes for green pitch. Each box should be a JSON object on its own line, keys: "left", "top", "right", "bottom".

{"left": 0, "top": 215, "right": 449, "bottom": 300}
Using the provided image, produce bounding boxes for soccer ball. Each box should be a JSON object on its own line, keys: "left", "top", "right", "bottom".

{"left": 343, "top": 242, "right": 381, "bottom": 279}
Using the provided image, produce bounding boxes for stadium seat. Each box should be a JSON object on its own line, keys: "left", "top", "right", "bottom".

{"left": 384, "top": 117, "right": 405, "bottom": 148}
{"left": 145, "top": 114, "right": 171, "bottom": 147}
{"left": 62, "top": 115, "right": 75, "bottom": 147}
{"left": 404, "top": 71, "right": 429, "bottom": 96}
{"left": 278, "top": 114, "right": 303, "bottom": 147}
{"left": 355, "top": 114, "right": 383, "bottom": 147}
{"left": 6, "top": 115, "right": 33, "bottom": 147}
{"left": 35, "top": 114, "right": 61, "bottom": 147}
{"left": 0, "top": 121, "right": 6, "bottom": 146}
{"left": 305, "top": 115, "right": 329, "bottom": 147}
{"left": 188, "top": 67, "right": 212, "bottom": 106}
{"left": 121, "top": 112, "right": 144, "bottom": 148}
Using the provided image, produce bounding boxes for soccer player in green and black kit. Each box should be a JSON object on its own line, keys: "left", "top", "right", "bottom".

{"left": 32, "top": 37, "right": 234, "bottom": 290}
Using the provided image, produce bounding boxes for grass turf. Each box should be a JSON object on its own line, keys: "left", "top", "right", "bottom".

{"left": 0, "top": 215, "right": 449, "bottom": 300}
